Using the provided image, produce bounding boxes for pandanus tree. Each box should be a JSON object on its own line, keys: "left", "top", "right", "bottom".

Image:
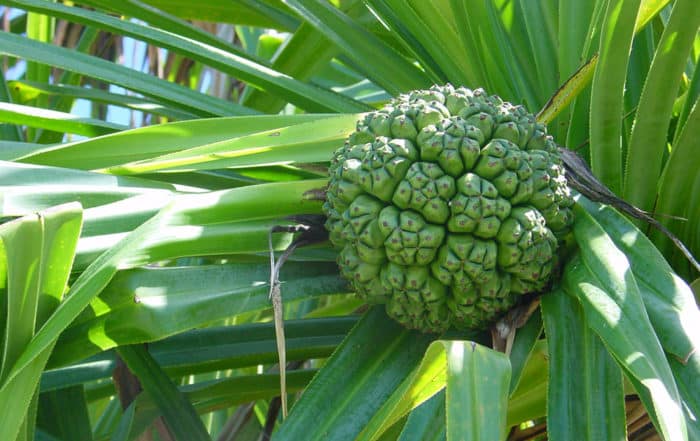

{"left": 0, "top": 1, "right": 698, "bottom": 440}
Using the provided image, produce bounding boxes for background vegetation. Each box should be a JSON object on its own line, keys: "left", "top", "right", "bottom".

{"left": 0, "top": 1, "right": 698, "bottom": 440}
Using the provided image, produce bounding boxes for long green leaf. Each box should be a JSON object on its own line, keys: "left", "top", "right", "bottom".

{"left": 479, "top": 0, "right": 539, "bottom": 106}
{"left": 541, "top": 288, "right": 625, "bottom": 441}
{"left": 123, "top": 370, "right": 316, "bottom": 441}
{"left": 589, "top": 0, "right": 642, "bottom": 194}
{"left": 243, "top": 0, "right": 367, "bottom": 113}
{"left": 0, "top": 31, "right": 248, "bottom": 117}
{"left": 75, "top": 178, "right": 325, "bottom": 269}
{"left": 141, "top": 0, "right": 299, "bottom": 29}
{"left": 102, "top": 113, "right": 360, "bottom": 174}
{"left": 397, "top": 391, "right": 445, "bottom": 441}
{"left": 564, "top": 204, "right": 687, "bottom": 441}
{"left": 0, "top": 161, "right": 177, "bottom": 216}
{"left": 0, "top": 102, "right": 126, "bottom": 137}
{"left": 272, "top": 307, "right": 436, "bottom": 441}
{"left": 654, "top": 95, "right": 700, "bottom": 261}
{"left": 8, "top": 200, "right": 82, "bottom": 441}
{"left": 116, "top": 345, "right": 210, "bottom": 441}
{"left": 555, "top": 0, "right": 670, "bottom": 145}
{"left": 24, "top": 8, "right": 53, "bottom": 143}
{"left": 0, "top": 350, "right": 54, "bottom": 441}
{"left": 369, "top": 1, "right": 464, "bottom": 86}
{"left": 51, "top": 263, "right": 347, "bottom": 367}
{"left": 37, "top": 386, "right": 93, "bottom": 441}
{"left": 444, "top": 341, "right": 510, "bottom": 441}
{"left": 1, "top": 178, "right": 327, "bottom": 401}
{"left": 0, "top": 203, "right": 82, "bottom": 441}
{"left": 624, "top": 0, "right": 700, "bottom": 213}
{"left": 516, "top": 0, "right": 558, "bottom": 104}
{"left": 79, "top": 0, "right": 291, "bottom": 57}
{"left": 34, "top": 206, "right": 83, "bottom": 329}
{"left": 0, "top": 141, "right": 55, "bottom": 161}
{"left": 4, "top": 0, "right": 368, "bottom": 113}
{"left": 552, "top": 0, "right": 597, "bottom": 142}
{"left": 43, "top": 317, "right": 356, "bottom": 389}
{"left": 444, "top": 0, "right": 489, "bottom": 88}
{"left": 1, "top": 216, "right": 42, "bottom": 383}
{"left": 282, "top": 0, "right": 431, "bottom": 95}
{"left": 576, "top": 197, "right": 700, "bottom": 436}
{"left": 18, "top": 114, "right": 347, "bottom": 170}
{"left": 9, "top": 81, "right": 198, "bottom": 121}
{"left": 577, "top": 196, "right": 699, "bottom": 361}
{"left": 448, "top": 0, "right": 515, "bottom": 99}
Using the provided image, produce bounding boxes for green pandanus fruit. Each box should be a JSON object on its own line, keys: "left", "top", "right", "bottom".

{"left": 324, "top": 84, "right": 573, "bottom": 333}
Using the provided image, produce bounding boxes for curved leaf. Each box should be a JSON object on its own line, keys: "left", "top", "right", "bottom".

{"left": 577, "top": 197, "right": 700, "bottom": 438}
{"left": 577, "top": 196, "right": 699, "bottom": 361}
{"left": 565, "top": 204, "right": 687, "bottom": 441}
{"left": 537, "top": 55, "right": 597, "bottom": 125}
{"left": 0, "top": 179, "right": 325, "bottom": 405}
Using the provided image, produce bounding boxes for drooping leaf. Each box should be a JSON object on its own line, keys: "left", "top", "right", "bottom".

{"left": 564, "top": 204, "right": 687, "bottom": 440}
{"left": 577, "top": 196, "right": 699, "bottom": 361}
